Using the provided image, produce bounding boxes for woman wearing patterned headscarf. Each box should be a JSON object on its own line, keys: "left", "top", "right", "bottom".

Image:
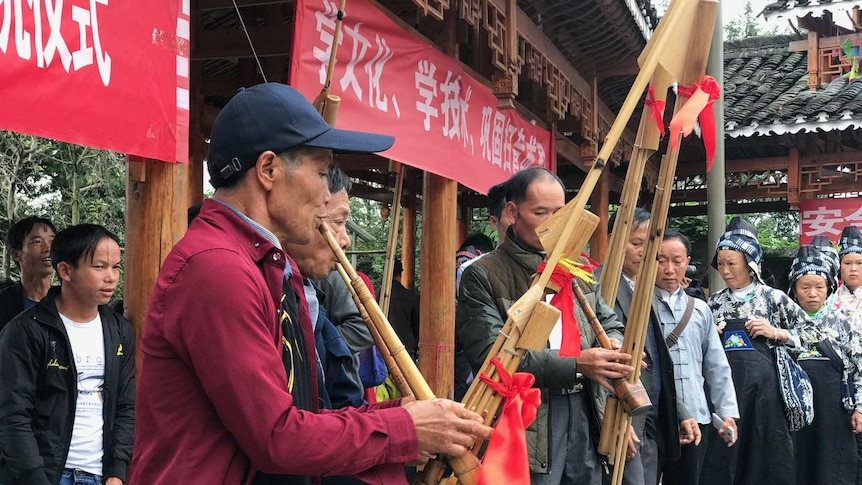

{"left": 701, "top": 216, "right": 820, "bottom": 485}
{"left": 834, "top": 225, "right": 862, "bottom": 485}
{"left": 790, "top": 243, "right": 859, "bottom": 485}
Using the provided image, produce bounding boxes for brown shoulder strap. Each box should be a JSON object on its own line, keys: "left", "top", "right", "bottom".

{"left": 665, "top": 294, "right": 695, "bottom": 348}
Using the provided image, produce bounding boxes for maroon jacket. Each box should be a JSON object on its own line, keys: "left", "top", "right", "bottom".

{"left": 130, "top": 199, "right": 418, "bottom": 484}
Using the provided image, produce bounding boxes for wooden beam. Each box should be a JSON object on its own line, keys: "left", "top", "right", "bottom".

{"left": 675, "top": 156, "right": 790, "bottom": 176}
{"left": 790, "top": 31, "right": 862, "bottom": 51}
{"left": 194, "top": 24, "right": 293, "bottom": 59}
{"left": 199, "top": 0, "right": 292, "bottom": 10}
{"left": 668, "top": 200, "right": 791, "bottom": 217}
{"left": 675, "top": 151, "right": 862, "bottom": 177}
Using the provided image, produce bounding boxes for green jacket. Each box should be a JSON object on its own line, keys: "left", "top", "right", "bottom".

{"left": 456, "top": 231, "right": 624, "bottom": 474}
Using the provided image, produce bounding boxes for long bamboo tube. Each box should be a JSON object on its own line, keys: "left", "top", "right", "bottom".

{"left": 607, "top": 3, "right": 719, "bottom": 483}
{"left": 320, "top": 223, "right": 434, "bottom": 400}
{"left": 335, "top": 263, "right": 413, "bottom": 398}
{"left": 379, "top": 161, "right": 404, "bottom": 318}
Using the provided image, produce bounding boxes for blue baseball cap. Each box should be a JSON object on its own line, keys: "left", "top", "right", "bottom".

{"left": 207, "top": 83, "right": 395, "bottom": 188}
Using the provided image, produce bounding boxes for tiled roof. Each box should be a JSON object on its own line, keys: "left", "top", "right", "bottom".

{"left": 761, "top": 0, "right": 861, "bottom": 20}
{"left": 724, "top": 34, "right": 862, "bottom": 138}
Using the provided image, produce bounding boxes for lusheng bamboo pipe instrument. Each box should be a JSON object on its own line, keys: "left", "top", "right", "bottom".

{"left": 320, "top": 222, "right": 435, "bottom": 400}
{"left": 335, "top": 263, "right": 413, "bottom": 398}
{"left": 602, "top": 3, "right": 719, "bottom": 483}
{"left": 414, "top": 209, "right": 599, "bottom": 485}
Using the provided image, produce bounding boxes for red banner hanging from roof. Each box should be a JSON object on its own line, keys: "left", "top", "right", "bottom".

{"left": 290, "top": 0, "right": 552, "bottom": 194}
{"left": 799, "top": 197, "right": 862, "bottom": 245}
{"left": 0, "top": 0, "right": 190, "bottom": 162}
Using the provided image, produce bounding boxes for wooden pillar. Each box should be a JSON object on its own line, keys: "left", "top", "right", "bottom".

{"left": 457, "top": 202, "right": 470, "bottom": 246}
{"left": 187, "top": 0, "right": 205, "bottom": 211}
{"left": 807, "top": 31, "right": 820, "bottom": 90}
{"left": 419, "top": 171, "right": 457, "bottom": 398}
{"left": 417, "top": 9, "right": 458, "bottom": 398}
{"left": 589, "top": 169, "right": 609, "bottom": 262}
{"left": 401, "top": 177, "right": 417, "bottom": 290}
{"left": 788, "top": 148, "right": 801, "bottom": 209}
{"left": 125, "top": 157, "right": 187, "bottom": 367}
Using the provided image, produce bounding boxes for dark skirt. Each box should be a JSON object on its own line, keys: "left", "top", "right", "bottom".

{"left": 793, "top": 342, "right": 857, "bottom": 485}
{"left": 700, "top": 319, "right": 794, "bottom": 485}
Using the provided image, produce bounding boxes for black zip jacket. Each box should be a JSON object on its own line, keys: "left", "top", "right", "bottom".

{"left": 0, "top": 282, "right": 25, "bottom": 329}
{"left": 0, "top": 287, "right": 135, "bottom": 485}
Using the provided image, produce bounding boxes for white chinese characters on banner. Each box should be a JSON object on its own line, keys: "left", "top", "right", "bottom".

{"left": 799, "top": 200, "right": 862, "bottom": 245}
{"left": 293, "top": 0, "right": 552, "bottom": 191}
{"left": 312, "top": 1, "right": 399, "bottom": 116}
{"left": 0, "top": 0, "right": 112, "bottom": 86}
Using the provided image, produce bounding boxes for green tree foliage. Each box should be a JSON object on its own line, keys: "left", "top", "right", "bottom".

{"left": 347, "top": 198, "right": 423, "bottom": 290}
{"left": 725, "top": 1, "right": 778, "bottom": 41}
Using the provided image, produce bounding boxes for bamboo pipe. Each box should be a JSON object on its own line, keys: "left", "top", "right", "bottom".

{"left": 379, "top": 161, "right": 404, "bottom": 319}
{"left": 335, "top": 263, "right": 413, "bottom": 398}
{"left": 319, "top": 222, "right": 435, "bottom": 400}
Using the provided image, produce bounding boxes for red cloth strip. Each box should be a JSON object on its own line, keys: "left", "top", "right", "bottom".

{"left": 477, "top": 358, "right": 541, "bottom": 485}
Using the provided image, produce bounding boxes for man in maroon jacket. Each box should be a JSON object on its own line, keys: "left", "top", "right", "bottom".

{"left": 131, "top": 83, "right": 490, "bottom": 485}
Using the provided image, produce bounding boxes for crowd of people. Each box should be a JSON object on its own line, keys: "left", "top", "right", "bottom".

{"left": 0, "top": 81, "right": 860, "bottom": 485}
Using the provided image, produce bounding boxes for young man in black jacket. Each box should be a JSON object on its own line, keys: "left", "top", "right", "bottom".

{"left": 0, "top": 224, "right": 135, "bottom": 485}
{"left": 0, "top": 216, "right": 57, "bottom": 329}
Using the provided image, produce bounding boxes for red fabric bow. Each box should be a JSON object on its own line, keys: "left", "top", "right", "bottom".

{"left": 478, "top": 358, "right": 541, "bottom": 485}
{"left": 645, "top": 86, "right": 666, "bottom": 136}
{"left": 535, "top": 255, "right": 599, "bottom": 358}
{"left": 669, "top": 75, "right": 721, "bottom": 171}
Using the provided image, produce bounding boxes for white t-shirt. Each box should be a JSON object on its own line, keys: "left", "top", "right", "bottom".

{"left": 60, "top": 312, "right": 105, "bottom": 476}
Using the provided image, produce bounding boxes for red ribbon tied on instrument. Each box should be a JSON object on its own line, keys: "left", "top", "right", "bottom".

{"left": 536, "top": 254, "right": 598, "bottom": 358}
{"left": 477, "top": 357, "right": 541, "bottom": 485}
{"left": 645, "top": 85, "right": 666, "bottom": 136}
{"left": 668, "top": 75, "right": 721, "bottom": 171}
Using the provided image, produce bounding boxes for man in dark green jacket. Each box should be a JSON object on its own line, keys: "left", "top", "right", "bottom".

{"left": 457, "top": 167, "right": 633, "bottom": 485}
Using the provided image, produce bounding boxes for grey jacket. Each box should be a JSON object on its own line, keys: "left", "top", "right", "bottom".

{"left": 318, "top": 272, "right": 374, "bottom": 391}
{"left": 457, "top": 231, "right": 624, "bottom": 473}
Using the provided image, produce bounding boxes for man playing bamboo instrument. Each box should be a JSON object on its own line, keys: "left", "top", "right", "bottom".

{"left": 458, "top": 167, "right": 634, "bottom": 485}
{"left": 595, "top": 208, "right": 701, "bottom": 485}
{"left": 131, "top": 82, "right": 491, "bottom": 485}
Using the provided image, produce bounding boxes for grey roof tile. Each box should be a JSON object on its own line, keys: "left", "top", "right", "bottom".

{"left": 724, "top": 34, "right": 862, "bottom": 132}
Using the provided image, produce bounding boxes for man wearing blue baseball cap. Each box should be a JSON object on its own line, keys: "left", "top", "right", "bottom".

{"left": 131, "top": 83, "right": 490, "bottom": 485}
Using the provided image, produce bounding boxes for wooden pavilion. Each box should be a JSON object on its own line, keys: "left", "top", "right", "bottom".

{"left": 125, "top": 0, "right": 665, "bottom": 396}
{"left": 126, "top": 0, "right": 862, "bottom": 397}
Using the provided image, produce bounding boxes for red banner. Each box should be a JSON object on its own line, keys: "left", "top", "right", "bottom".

{"left": 290, "top": 0, "right": 552, "bottom": 193}
{"left": 799, "top": 197, "right": 862, "bottom": 245}
{"left": 0, "top": 0, "right": 189, "bottom": 162}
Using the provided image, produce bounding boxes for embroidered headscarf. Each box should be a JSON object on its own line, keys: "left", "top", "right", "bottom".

{"left": 810, "top": 235, "right": 840, "bottom": 290}
{"left": 788, "top": 245, "right": 836, "bottom": 298}
{"left": 712, "top": 215, "right": 764, "bottom": 284}
{"left": 839, "top": 225, "right": 862, "bottom": 258}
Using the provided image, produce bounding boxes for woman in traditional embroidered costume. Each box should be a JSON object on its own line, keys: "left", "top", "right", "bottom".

{"left": 831, "top": 225, "right": 862, "bottom": 485}
{"left": 789, "top": 239, "right": 858, "bottom": 485}
{"left": 700, "top": 216, "right": 819, "bottom": 485}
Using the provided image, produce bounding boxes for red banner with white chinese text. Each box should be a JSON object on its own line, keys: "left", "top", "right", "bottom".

{"left": 0, "top": 0, "right": 190, "bottom": 162}
{"left": 290, "top": 0, "right": 552, "bottom": 193}
{"left": 799, "top": 197, "right": 862, "bottom": 245}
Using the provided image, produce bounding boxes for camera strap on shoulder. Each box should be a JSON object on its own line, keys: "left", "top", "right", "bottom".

{"left": 665, "top": 295, "right": 695, "bottom": 348}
